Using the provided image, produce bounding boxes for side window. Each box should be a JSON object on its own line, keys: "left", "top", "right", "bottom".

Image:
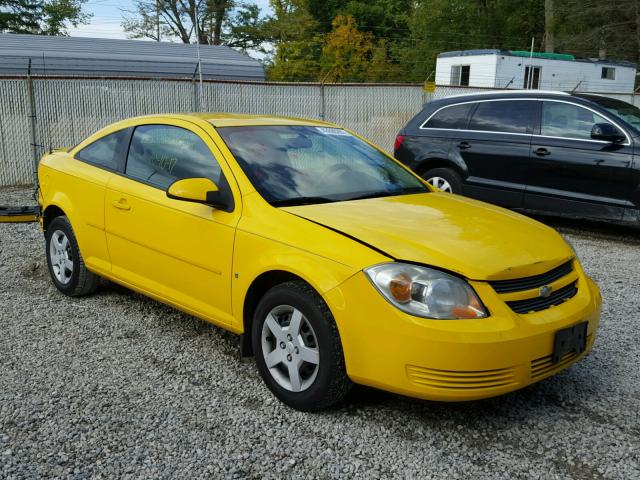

{"left": 541, "top": 102, "right": 620, "bottom": 141}
{"left": 468, "top": 100, "right": 536, "bottom": 134}
{"left": 76, "top": 129, "right": 128, "bottom": 170}
{"left": 125, "top": 125, "right": 222, "bottom": 189}
{"left": 423, "top": 103, "right": 473, "bottom": 129}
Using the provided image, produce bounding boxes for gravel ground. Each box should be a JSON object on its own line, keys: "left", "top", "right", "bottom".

{"left": 1, "top": 186, "right": 639, "bottom": 479}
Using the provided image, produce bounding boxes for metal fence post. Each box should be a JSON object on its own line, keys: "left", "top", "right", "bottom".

{"left": 319, "top": 82, "right": 325, "bottom": 120}
{"left": 26, "top": 59, "right": 40, "bottom": 189}
{"left": 191, "top": 63, "right": 199, "bottom": 112}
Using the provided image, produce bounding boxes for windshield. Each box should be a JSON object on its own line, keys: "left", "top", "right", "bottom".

{"left": 579, "top": 95, "right": 640, "bottom": 130}
{"left": 217, "top": 125, "right": 428, "bottom": 206}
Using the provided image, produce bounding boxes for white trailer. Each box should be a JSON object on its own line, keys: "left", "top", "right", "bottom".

{"left": 435, "top": 49, "right": 636, "bottom": 93}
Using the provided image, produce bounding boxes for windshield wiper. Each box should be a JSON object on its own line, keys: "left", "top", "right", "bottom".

{"left": 271, "top": 196, "right": 337, "bottom": 207}
{"left": 346, "top": 187, "right": 427, "bottom": 201}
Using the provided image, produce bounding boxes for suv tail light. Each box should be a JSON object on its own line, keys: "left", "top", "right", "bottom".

{"left": 394, "top": 134, "right": 406, "bottom": 152}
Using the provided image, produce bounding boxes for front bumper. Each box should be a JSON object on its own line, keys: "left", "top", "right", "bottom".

{"left": 324, "top": 266, "right": 601, "bottom": 402}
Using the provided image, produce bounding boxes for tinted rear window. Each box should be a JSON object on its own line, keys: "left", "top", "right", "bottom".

{"left": 76, "top": 129, "right": 129, "bottom": 170}
{"left": 423, "top": 103, "right": 472, "bottom": 129}
{"left": 468, "top": 100, "right": 537, "bottom": 134}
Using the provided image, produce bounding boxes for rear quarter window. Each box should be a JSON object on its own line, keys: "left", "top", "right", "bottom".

{"left": 75, "top": 129, "right": 129, "bottom": 171}
{"left": 422, "top": 103, "right": 473, "bottom": 129}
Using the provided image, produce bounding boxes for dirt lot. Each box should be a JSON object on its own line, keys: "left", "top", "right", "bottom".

{"left": 1, "top": 186, "right": 639, "bottom": 479}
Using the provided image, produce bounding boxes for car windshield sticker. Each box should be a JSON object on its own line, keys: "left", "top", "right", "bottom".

{"left": 315, "top": 127, "right": 351, "bottom": 136}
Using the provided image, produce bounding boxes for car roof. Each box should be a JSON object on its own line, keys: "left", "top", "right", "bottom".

{"left": 197, "top": 113, "right": 337, "bottom": 128}
{"left": 126, "top": 112, "right": 338, "bottom": 128}
{"left": 431, "top": 90, "right": 575, "bottom": 105}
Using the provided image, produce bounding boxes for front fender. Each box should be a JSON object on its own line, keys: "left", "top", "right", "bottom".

{"left": 231, "top": 229, "right": 359, "bottom": 331}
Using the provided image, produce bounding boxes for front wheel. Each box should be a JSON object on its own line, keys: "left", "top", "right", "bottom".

{"left": 252, "top": 281, "right": 352, "bottom": 411}
{"left": 421, "top": 167, "right": 462, "bottom": 194}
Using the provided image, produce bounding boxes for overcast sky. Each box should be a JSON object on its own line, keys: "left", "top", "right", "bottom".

{"left": 69, "top": 0, "right": 273, "bottom": 40}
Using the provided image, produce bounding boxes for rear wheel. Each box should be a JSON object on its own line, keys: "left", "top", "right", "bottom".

{"left": 252, "top": 281, "right": 351, "bottom": 411}
{"left": 422, "top": 167, "right": 462, "bottom": 194}
{"left": 45, "top": 216, "right": 99, "bottom": 297}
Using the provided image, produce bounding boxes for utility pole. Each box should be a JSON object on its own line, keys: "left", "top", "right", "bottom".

{"left": 544, "top": 0, "right": 554, "bottom": 53}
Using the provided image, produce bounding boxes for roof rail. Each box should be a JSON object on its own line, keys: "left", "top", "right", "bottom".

{"left": 441, "top": 89, "right": 571, "bottom": 99}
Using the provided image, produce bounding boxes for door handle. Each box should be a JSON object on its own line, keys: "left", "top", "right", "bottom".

{"left": 112, "top": 199, "right": 131, "bottom": 211}
{"left": 458, "top": 142, "right": 471, "bottom": 150}
{"left": 534, "top": 148, "right": 551, "bottom": 156}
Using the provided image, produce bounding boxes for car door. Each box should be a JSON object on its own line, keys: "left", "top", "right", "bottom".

{"left": 104, "top": 120, "right": 241, "bottom": 326}
{"left": 61, "top": 128, "right": 131, "bottom": 274}
{"left": 449, "top": 99, "right": 537, "bottom": 208}
{"left": 403, "top": 102, "right": 472, "bottom": 173}
{"left": 524, "top": 100, "right": 635, "bottom": 220}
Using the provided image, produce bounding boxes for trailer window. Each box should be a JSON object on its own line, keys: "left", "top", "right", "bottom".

{"left": 601, "top": 67, "right": 616, "bottom": 80}
{"left": 524, "top": 66, "right": 541, "bottom": 89}
{"left": 451, "top": 65, "right": 470, "bottom": 86}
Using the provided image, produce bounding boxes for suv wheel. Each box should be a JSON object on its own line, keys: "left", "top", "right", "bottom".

{"left": 252, "top": 281, "right": 352, "bottom": 411}
{"left": 45, "top": 216, "right": 99, "bottom": 297}
{"left": 422, "top": 167, "right": 462, "bottom": 194}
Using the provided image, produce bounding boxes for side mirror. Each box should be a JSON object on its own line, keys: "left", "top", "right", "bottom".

{"left": 166, "top": 178, "right": 232, "bottom": 211}
{"left": 591, "top": 123, "right": 625, "bottom": 143}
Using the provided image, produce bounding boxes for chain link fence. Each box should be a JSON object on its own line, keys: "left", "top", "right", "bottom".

{"left": 0, "top": 76, "right": 429, "bottom": 186}
{"left": 2, "top": 78, "right": 638, "bottom": 187}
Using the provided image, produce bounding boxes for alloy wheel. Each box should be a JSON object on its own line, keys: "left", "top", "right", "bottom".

{"left": 49, "top": 229, "right": 73, "bottom": 284}
{"left": 261, "top": 305, "right": 320, "bottom": 392}
{"left": 426, "top": 176, "right": 453, "bottom": 193}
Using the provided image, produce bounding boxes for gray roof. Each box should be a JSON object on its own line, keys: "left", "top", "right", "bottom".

{"left": 0, "top": 33, "right": 265, "bottom": 81}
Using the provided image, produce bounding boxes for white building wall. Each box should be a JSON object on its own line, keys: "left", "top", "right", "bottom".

{"left": 436, "top": 52, "right": 636, "bottom": 93}
{"left": 435, "top": 55, "right": 498, "bottom": 88}
{"left": 495, "top": 55, "right": 636, "bottom": 93}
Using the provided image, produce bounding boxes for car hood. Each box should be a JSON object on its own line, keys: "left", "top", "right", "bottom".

{"left": 282, "top": 193, "right": 573, "bottom": 281}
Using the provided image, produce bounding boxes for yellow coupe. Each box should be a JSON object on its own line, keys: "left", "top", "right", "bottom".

{"left": 37, "top": 114, "right": 601, "bottom": 411}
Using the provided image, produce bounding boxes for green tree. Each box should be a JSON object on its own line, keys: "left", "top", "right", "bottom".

{"left": 262, "top": 0, "right": 637, "bottom": 83}
{"left": 319, "top": 14, "right": 400, "bottom": 82}
{"left": 395, "top": 0, "right": 544, "bottom": 83}
{"left": 262, "top": 0, "right": 322, "bottom": 81}
{"left": 320, "top": 15, "right": 376, "bottom": 82}
{"left": 0, "top": 0, "right": 90, "bottom": 35}
{"left": 554, "top": 0, "right": 639, "bottom": 65}
{"left": 122, "top": 0, "right": 266, "bottom": 50}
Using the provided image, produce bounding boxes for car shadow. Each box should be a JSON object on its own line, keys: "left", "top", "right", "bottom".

{"left": 336, "top": 363, "right": 609, "bottom": 430}
{"left": 523, "top": 213, "right": 640, "bottom": 245}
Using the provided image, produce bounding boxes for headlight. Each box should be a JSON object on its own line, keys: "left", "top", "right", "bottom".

{"left": 364, "top": 263, "right": 487, "bottom": 319}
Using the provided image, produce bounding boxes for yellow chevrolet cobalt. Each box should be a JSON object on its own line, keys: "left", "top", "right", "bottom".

{"left": 37, "top": 113, "right": 601, "bottom": 411}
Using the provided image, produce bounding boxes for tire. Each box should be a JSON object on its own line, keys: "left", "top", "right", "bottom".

{"left": 45, "top": 216, "right": 99, "bottom": 297}
{"left": 252, "top": 281, "right": 352, "bottom": 411}
{"left": 421, "top": 167, "right": 462, "bottom": 194}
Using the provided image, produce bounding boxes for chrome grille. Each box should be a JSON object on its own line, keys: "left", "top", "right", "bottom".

{"left": 506, "top": 282, "right": 578, "bottom": 314}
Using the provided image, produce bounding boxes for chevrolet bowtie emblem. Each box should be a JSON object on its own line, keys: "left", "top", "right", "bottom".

{"left": 539, "top": 285, "right": 553, "bottom": 298}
